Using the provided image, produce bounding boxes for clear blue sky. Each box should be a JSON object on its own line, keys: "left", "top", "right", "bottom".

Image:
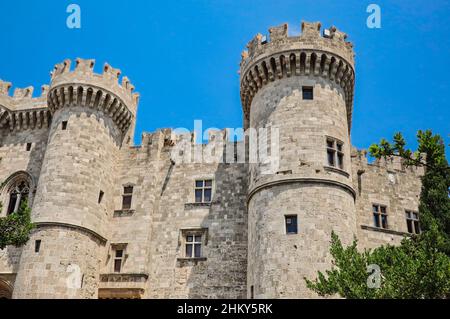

{"left": 1, "top": 0, "right": 449, "bottom": 156}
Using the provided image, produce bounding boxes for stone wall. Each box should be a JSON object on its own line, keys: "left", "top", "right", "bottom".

{"left": 0, "top": 124, "right": 49, "bottom": 280}
{"left": 351, "top": 150, "right": 424, "bottom": 249}
{"left": 145, "top": 139, "right": 248, "bottom": 299}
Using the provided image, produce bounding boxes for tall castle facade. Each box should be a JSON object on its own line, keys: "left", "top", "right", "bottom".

{"left": 0, "top": 21, "right": 423, "bottom": 299}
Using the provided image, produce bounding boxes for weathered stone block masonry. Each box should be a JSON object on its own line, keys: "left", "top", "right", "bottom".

{"left": 0, "top": 21, "right": 423, "bottom": 299}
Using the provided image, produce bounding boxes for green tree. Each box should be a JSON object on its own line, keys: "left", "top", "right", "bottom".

{"left": 0, "top": 199, "right": 34, "bottom": 250}
{"left": 305, "top": 130, "right": 450, "bottom": 298}
{"left": 369, "top": 130, "right": 450, "bottom": 254}
{"left": 305, "top": 229, "right": 450, "bottom": 298}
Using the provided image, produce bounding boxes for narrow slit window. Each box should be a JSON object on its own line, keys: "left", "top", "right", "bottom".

{"left": 62, "top": 121, "right": 68, "bottom": 130}
{"left": 98, "top": 190, "right": 104, "bottom": 204}
{"left": 35, "top": 240, "right": 41, "bottom": 253}
{"left": 26, "top": 143, "right": 32, "bottom": 151}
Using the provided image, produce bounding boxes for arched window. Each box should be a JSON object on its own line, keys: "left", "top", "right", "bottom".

{"left": 6, "top": 181, "right": 30, "bottom": 215}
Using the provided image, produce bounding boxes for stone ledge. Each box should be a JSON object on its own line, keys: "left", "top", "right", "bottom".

{"left": 248, "top": 177, "right": 356, "bottom": 204}
{"left": 113, "top": 209, "right": 135, "bottom": 217}
{"left": 177, "top": 257, "right": 207, "bottom": 264}
{"left": 324, "top": 166, "right": 350, "bottom": 178}
{"left": 360, "top": 225, "right": 411, "bottom": 237}
{"left": 34, "top": 222, "right": 108, "bottom": 245}
{"left": 184, "top": 202, "right": 219, "bottom": 210}
{"left": 98, "top": 288, "right": 145, "bottom": 299}
{"left": 100, "top": 273, "right": 148, "bottom": 283}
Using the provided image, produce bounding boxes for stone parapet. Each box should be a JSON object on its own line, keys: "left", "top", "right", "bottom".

{"left": 48, "top": 58, "right": 139, "bottom": 133}
{"left": 240, "top": 22, "right": 355, "bottom": 131}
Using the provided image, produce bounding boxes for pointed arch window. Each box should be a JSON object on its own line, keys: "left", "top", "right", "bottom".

{"left": 6, "top": 181, "right": 30, "bottom": 215}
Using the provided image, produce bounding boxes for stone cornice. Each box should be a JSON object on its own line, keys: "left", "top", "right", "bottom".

{"left": 247, "top": 176, "right": 356, "bottom": 204}
{"left": 0, "top": 104, "right": 51, "bottom": 131}
{"left": 50, "top": 58, "right": 139, "bottom": 111}
{"left": 360, "top": 225, "right": 412, "bottom": 237}
{"left": 47, "top": 83, "right": 134, "bottom": 133}
{"left": 0, "top": 82, "right": 51, "bottom": 131}
{"left": 99, "top": 273, "right": 149, "bottom": 282}
{"left": 34, "top": 222, "right": 108, "bottom": 245}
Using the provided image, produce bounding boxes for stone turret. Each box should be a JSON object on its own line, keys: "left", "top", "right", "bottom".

{"left": 12, "top": 59, "right": 139, "bottom": 299}
{"left": 241, "top": 22, "right": 357, "bottom": 298}
{"left": 240, "top": 22, "right": 355, "bottom": 130}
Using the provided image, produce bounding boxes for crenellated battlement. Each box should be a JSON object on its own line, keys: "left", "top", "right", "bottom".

{"left": 0, "top": 80, "right": 51, "bottom": 131}
{"left": 240, "top": 21, "right": 355, "bottom": 130}
{"left": 351, "top": 148, "right": 426, "bottom": 177}
{"left": 149, "top": 127, "right": 230, "bottom": 148}
{"left": 48, "top": 58, "right": 139, "bottom": 133}
{"left": 50, "top": 58, "right": 139, "bottom": 109}
{"left": 241, "top": 22, "right": 354, "bottom": 68}
{"left": 0, "top": 80, "right": 49, "bottom": 103}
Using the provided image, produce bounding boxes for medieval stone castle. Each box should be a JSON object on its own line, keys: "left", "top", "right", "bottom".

{"left": 0, "top": 21, "right": 423, "bottom": 299}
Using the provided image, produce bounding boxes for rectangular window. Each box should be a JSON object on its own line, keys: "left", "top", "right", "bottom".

{"left": 35, "top": 240, "right": 41, "bottom": 253}
{"left": 185, "top": 234, "right": 202, "bottom": 258}
{"left": 250, "top": 286, "right": 255, "bottom": 299}
{"left": 194, "top": 180, "right": 213, "bottom": 203}
{"left": 285, "top": 215, "right": 298, "bottom": 234}
{"left": 373, "top": 204, "right": 388, "bottom": 229}
{"left": 26, "top": 143, "right": 32, "bottom": 151}
{"left": 122, "top": 186, "right": 133, "bottom": 210}
{"left": 302, "top": 86, "right": 313, "bottom": 100}
{"left": 326, "top": 138, "right": 344, "bottom": 169}
{"left": 62, "top": 121, "right": 68, "bottom": 130}
{"left": 405, "top": 211, "right": 420, "bottom": 234}
{"left": 113, "top": 249, "right": 124, "bottom": 273}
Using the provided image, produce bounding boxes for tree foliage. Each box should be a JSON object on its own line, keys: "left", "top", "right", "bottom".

{"left": 305, "top": 229, "right": 450, "bottom": 298}
{"left": 0, "top": 199, "right": 34, "bottom": 250}
{"left": 370, "top": 130, "right": 450, "bottom": 254}
{"left": 306, "top": 130, "right": 450, "bottom": 298}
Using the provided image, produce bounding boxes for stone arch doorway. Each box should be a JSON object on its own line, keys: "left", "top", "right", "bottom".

{"left": 0, "top": 279, "right": 13, "bottom": 299}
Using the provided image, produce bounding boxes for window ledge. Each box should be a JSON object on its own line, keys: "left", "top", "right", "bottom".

{"left": 360, "top": 225, "right": 411, "bottom": 237}
{"left": 113, "top": 209, "right": 135, "bottom": 217}
{"left": 100, "top": 273, "right": 149, "bottom": 283}
{"left": 324, "top": 166, "right": 350, "bottom": 178}
{"left": 177, "top": 257, "right": 207, "bottom": 263}
{"left": 184, "top": 202, "right": 217, "bottom": 209}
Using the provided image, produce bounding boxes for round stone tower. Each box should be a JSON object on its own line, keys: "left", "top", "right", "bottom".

{"left": 241, "top": 22, "right": 357, "bottom": 298}
{"left": 13, "top": 58, "right": 138, "bottom": 298}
